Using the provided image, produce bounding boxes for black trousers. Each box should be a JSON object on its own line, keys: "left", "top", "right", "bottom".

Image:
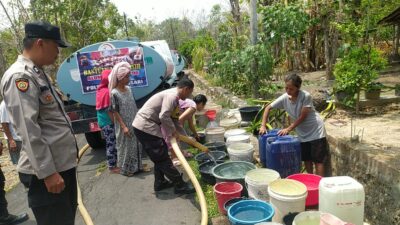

{"left": 133, "top": 128, "right": 183, "bottom": 186}
{"left": 0, "top": 167, "right": 8, "bottom": 217}
{"left": 19, "top": 168, "right": 77, "bottom": 225}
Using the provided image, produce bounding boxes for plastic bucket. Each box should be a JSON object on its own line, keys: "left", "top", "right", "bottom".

{"left": 205, "top": 109, "right": 217, "bottom": 121}
{"left": 205, "top": 127, "right": 225, "bottom": 143}
{"left": 204, "top": 141, "right": 227, "bottom": 152}
{"left": 224, "top": 128, "right": 247, "bottom": 140}
{"left": 194, "top": 151, "right": 227, "bottom": 164}
{"left": 226, "top": 134, "right": 251, "bottom": 145}
{"left": 228, "top": 200, "right": 275, "bottom": 225}
{"left": 245, "top": 169, "right": 280, "bottom": 202}
{"left": 268, "top": 179, "right": 307, "bottom": 223}
{"left": 320, "top": 212, "right": 353, "bottom": 225}
{"left": 213, "top": 182, "right": 243, "bottom": 215}
{"left": 292, "top": 211, "right": 322, "bottom": 225}
{"left": 212, "top": 161, "right": 257, "bottom": 196}
{"left": 224, "top": 197, "right": 252, "bottom": 212}
{"left": 220, "top": 118, "right": 240, "bottom": 130}
{"left": 197, "top": 132, "right": 206, "bottom": 144}
{"left": 239, "top": 106, "right": 261, "bottom": 122}
{"left": 287, "top": 174, "right": 322, "bottom": 207}
{"left": 227, "top": 143, "right": 254, "bottom": 162}
{"left": 198, "top": 160, "right": 224, "bottom": 185}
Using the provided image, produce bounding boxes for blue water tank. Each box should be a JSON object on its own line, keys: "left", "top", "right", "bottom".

{"left": 56, "top": 40, "right": 169, "bottom": 106}
{"left": 265, "top": 135, "right": 301, "bottom": 178}
{"left": 258, "top": 129, "right": 280, "bottom": 167}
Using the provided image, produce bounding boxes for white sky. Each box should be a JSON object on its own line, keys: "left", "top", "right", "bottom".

{"left": 0, "top": 0, "right": 229, "bottom": 29}
{"left": 110, "top": 0, "right": 229, "bottom": 23}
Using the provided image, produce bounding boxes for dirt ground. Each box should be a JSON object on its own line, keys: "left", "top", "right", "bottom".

{"left": 326, "top": 105, "right": 400, "bottom": 149}
{"left": 298, "top": 65, "right": 400, "bottom": 150}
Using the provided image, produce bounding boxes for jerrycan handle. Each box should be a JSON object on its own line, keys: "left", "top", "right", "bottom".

{"left": 276, "top": 135, "right": 293, "bottom": 142}
{"left": 268, "top": 129, "right": 280, "bottom": 134}
{"left": 266, "top": 136, "right": 276, "bottom": 144}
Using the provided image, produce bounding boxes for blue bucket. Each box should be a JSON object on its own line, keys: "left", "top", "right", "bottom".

{"left": 228, "top": 200, "right": 274, "bottom": 225}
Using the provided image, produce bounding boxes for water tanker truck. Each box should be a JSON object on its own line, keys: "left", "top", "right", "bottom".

{"left": 56, "top": 40, "right": 185, "bottom": 148}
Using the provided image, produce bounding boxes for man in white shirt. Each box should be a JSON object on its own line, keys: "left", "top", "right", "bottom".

{"left": 0, "top": 101, "right": 21, "bottom": 165}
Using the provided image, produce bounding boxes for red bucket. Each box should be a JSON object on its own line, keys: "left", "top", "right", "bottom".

{"left": 287, "top": 173, "right": 322, "bottom": 207}
{"left": 213, "top": 182, "right": 243, "bottom": 215}
{"left": 205, "top": 110, "right": 217, "bottom": 121}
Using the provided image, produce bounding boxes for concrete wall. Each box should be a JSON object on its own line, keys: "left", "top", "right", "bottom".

{"left": 189, "top": 70, "right": 400, "bottom": 225}
{"left": 327, "top": 135, "right": 400, "bottom": 225}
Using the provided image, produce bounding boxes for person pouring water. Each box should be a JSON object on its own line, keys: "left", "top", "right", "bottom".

{"left": 259, "top": 73, "right": 328, "bottom": 176}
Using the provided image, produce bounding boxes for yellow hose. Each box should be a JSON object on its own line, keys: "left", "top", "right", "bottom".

{"left": 77, "top": 144, "right": 94, "bottom": 225}
{"left": 171, "top": 136, "right": 208, "bottom": 225}
{"left": 78, "top": 137, "right": 209, "bottom": 225}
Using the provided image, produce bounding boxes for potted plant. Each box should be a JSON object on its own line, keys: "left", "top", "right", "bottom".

{"left": 364, "top": 82, "right": 384, "bottom": 100}
{"left": 334, "top": 45, "right": 387, "bottom": 111}
{"left": 395, "top": 84, "right": 400, "bottom": 97}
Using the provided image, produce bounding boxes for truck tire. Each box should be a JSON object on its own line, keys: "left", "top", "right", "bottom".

{"left": 84, "top": 131, "right": 106, "bottom": 149}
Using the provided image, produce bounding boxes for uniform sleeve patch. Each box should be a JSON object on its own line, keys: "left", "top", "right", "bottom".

{"left": 15, "top": 78, "right": 29, "bottom": 92}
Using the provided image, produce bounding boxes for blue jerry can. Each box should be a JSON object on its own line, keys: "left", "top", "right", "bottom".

{"left": 265, "top": 135, "right": 301, "bottom": 178}
{"left": 258, "top": 129, "right": 279, "bottom": 167}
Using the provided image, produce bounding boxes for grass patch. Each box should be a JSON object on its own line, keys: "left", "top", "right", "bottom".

{"left": 96, "top": 161, "right": 107, "bottom": 176}
{"left": 186, "top": 148, "right": 220, "bottom": 218}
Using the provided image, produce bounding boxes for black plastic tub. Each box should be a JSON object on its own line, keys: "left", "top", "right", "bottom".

{"left": 194, "top": 151, "right": 227, "bottom": 164}
{"left": 198, "top": 160, "right": 224, "bottom": 185}
{"left": 223, "top": 197, "right": 252, "bottom": 212}
{"left": 239, "top": 106, "right": 261, "bottom": 122}
{"left": 204, "top": 141, "right": 227, "bottom": 152}
{"left": 197, "top": 133, "right": 206, "bottom": 144}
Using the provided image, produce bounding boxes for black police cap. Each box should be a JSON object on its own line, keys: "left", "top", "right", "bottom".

{"left": 25, "top": 21, "right": 71, "bottom": 48}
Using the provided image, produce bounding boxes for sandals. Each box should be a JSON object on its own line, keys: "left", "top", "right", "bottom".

{"left": 141, "top": 164, "right": 152, "bottom": 172}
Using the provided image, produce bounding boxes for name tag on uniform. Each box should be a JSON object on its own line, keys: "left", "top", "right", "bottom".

{"left": 39, "top": 86, "right": 54, "bottom": 105}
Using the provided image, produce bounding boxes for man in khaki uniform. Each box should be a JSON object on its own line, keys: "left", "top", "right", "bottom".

{"left": 0, "top": 21, "right": 78, "bottom": 225}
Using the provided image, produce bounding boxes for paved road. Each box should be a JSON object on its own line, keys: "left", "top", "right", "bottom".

{"left": 6, "top": 135, "right": 201, "bottom": 225}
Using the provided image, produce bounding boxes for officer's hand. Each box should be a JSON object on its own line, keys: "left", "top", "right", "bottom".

{"left": 44, "top": 172, "right": 65, "bottom": 194}
{"left": 9, "top": 139, "right": 17, "bottom": 152}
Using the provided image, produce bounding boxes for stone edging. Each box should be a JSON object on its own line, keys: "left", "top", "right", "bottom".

{"left": 188, "top": 70, "right": 248, "bottom": 108}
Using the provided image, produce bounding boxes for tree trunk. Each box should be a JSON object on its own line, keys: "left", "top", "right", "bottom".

{"left": 0, "top": 0, "right": 23, "bottom": 52}
{"left": 306, "top": 0, "right": 317, "bottom": 72}
{"left": 0, "top": 44, "right": 7, "bottom": 76}
{"left": 229, "top": 0, "right": 241, "bottom": 37}
{"left": 323, "top": 0, "right": 341, "bottom": 80}
{"left": 394, "top": 24, "right": 400, "bottom": 56}
{"left": 250, "top": 0, "right": 258, "bottom": 98}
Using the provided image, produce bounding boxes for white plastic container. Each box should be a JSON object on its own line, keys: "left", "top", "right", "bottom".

{"left": 205, "top": 127, "right": 225, "bottom": 143}
{"left": 227, "top": 143, "right": 254, "bottom": 162}
{"left": 268, "top": 179, "right": 307, "bottom": 223}
{"left": 224, "top": 128, "right": 247, "bottom": 140}
{"left": 219, "top": 118, "right": 240, "bottom": 130}
{"left": 292, "top": 211, "right": 322, "bottom": 225}
{"left": 245, "top": 168, "right": 280, "bottom": 202}
{"left": 319, "top": 176, "right": 365, "bottom": 225}
{"left": 226, "top": 134, "right": 251, "bottom": 145}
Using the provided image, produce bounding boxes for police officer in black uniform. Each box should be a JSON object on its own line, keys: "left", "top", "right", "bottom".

{"left": 1, "top": 21, "right": 78, "bottom": 225}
